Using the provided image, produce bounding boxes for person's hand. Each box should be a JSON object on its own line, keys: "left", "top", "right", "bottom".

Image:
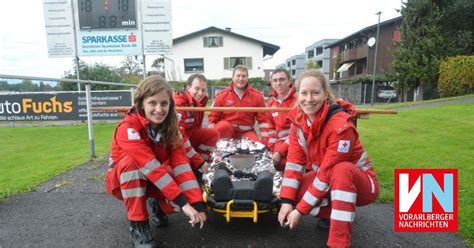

{"left": 199, "top": 162, "right": 209, "bottom": 173}
{"left": 182, "top": 203, "right": 204, "bottom": 229}
{"left": 198, "top": 212, "right": 207, "bottom": 224}
{"left": 272, "top": 152, "right": 281, "bottom": 166}
{"left": 278, "top": 203, "right": 293, "bottom": 227}
{"left": 287, "top": 209, "right": 302, "bottom": 230}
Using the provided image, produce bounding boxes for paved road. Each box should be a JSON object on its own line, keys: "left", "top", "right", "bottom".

{"left": 0, "top": 158, "right": 467, "bottom": 247}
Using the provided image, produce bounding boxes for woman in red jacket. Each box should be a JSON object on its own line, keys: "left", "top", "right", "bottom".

{"left": 277, "top": 70, "right": 379, "bottom": 247}
{"left": 105, "top": 76, "right": 206, "bottom": 247}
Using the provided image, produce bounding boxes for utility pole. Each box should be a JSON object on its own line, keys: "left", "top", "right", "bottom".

{"left": 370, "top": 11, "right": 382, "bottom": 106}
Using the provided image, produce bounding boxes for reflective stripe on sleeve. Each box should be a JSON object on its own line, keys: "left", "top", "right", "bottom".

{"left": 198, "top": 144, "right": 215, "bottom": 152}
{"left": 281, "top": 178, "right": 300, "bottom": 189}
{"left": 154, "top": 174, "right": 173, "bottom": 190}
{"left": 313, "top": 177, "right": 329, "bottom": 192}
{"left": 331, "top": 190, "right": 357, "bottom": 203}
{"left": 331, "top": 209, "right": 355, "bottom": 222}
{"left": 285, "top": 162, "right": 305, "bottom": 173}
{"left": 173, "top": 163, "right": 192, "bottom": 177}
{"left": 179, "top": 180, "right": 200, "bottom": 191}
{"left": 184, "top": 140, "right": 192, "bottom": 148}
{"left": 121, "top": 187, "right": 146, "bottom": 198}
{"left": 140, "top": 159, "right": 161, "bottom": 176}
{"left": 120, "top": 170, "right": 146, "bottom": 184}
{"left": 296, "top": 127, "right": 308, "bottom": 155}
{"left": 186, "top": 149, "right": 197, "bottom": 158}
{"left": 311, "top": 164, "right": 319, "bottom": 171}
{"left": 302, "top": 191, "right": 318, "bottom": 206}
{"left": 277, "top": 129, "right": 290, "bottom": 138}
{"left": 259, "top": 123, "right": 270, "bottom": 129}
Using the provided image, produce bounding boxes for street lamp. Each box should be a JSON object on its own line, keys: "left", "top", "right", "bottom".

{"left": 370, "top": 11, "right": 382, "bottom": 106}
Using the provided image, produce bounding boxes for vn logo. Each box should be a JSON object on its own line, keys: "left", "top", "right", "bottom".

{"left": 394, "top": 169, "right": 458, "bottom": 232}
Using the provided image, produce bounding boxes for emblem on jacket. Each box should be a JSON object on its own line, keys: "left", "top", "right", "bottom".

{"left": 337, "top": 140, "right": 350, "bottom": 153}
{"left": 127, "top": 128, "right": 141, "bottom": 140}
{"left": 226, "top": 99, "right": 234, "bottom": 105}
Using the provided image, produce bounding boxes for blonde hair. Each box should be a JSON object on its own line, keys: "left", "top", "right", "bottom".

{"left": 295, "top": 70, "right": 336, "bottom": 121}
{"left": 296, "top": 70, "right": 335, "bottom": 104}
{"left": 133, "top": 76, "right": 180, "bottom": 148}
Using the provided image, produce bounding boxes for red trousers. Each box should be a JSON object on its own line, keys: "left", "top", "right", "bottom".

{"left": 295, "top": 162, "right": 379, "bottom": 247}
{"left": 188, "top": 127, "right": 219, "bottom": 162}
{"left": 214, "top": 120, "right": 261, "bottom": 143}
{"left": 105, "top": 156, "right": 179, "bottom": 221}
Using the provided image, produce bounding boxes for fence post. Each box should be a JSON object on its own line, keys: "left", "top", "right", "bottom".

{"left": 85, "top": 83, "right": 96, "bottom": 159}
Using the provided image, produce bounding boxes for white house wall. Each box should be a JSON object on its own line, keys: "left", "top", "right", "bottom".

{"left": 165, "top": 32, "right": 264, "bottom": 81}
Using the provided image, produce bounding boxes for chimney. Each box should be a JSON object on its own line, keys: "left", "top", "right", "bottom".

{"left": 225, "top": 27, "right": 231, "bottom": 32}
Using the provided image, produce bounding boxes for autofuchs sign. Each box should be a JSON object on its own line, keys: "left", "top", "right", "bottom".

{"left": 0, "top": 91, "right": 131, "bottom": 121}
{"left": 394, "top": 169, "right": 458, "bottom": 232}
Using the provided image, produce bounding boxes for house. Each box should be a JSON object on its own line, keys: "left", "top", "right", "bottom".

{"left": 164, "top": 26, "right": 279, "bottom": 81}
{"left": 327, "top": 16, "right": 402, "bottom": 82}
{"left": 285, "top": 54, "right": 305, "bottom": 81}
{"left": 326, "top": 16, "right": 402, "bottom": 103}
{"left": 305, "top": 39, "right": 339, "bottom": 81}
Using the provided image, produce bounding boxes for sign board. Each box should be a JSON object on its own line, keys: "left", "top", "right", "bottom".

{"left": 42, "top": 0, "right": 172, "bottom": 57}
{"left": 43, "top": 0, "right": 76, "bottom": 58}
{"left": 378, "top": 89, "right": 397, "bottom": 99}
{"left": 142, "top": 0, "right": 172, "bottom": 55}
{"left": 0, "top": 92, "right": 131, "bottom": 121}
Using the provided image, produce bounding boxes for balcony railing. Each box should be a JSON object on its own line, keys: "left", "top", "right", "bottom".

{"left": 341, "top": 46, "right": 368, "bottom": 62}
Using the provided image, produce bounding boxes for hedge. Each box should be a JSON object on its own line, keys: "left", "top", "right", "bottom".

{"left": 438, "top": 56, "right": 474, "bottom": 97}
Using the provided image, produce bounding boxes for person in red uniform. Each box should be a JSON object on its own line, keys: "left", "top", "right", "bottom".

{"left": 266, "top": 68, "right": 297, "bottom": 171}
{"left": 277, "top": 70, "right": 379, "bottom": 247}
{"left": 174, "top": 74, "right": 218, "bottom": 172}
{"left": 105, "top": 76, "right": 206, "bottom": 248}
{"left": 208, "top": 65, "right": 275, "bottom": 148}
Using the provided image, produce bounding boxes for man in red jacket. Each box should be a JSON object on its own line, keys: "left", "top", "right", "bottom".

{"left": 266, "top": 68, "right": 297, "bottom": 171}
{"left": 208, "top": 65, "right": 275, "bottom": 148}
{"left": 174, "top": 74, "right": 218, "bottom": 172}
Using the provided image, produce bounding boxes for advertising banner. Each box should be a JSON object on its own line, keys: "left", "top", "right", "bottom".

{"left": 0, "top": 91, "right": 131, "bottom": 121}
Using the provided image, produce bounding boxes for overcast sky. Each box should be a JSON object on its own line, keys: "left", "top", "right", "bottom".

{"left": 0, "top": 0, "right": 402, "bottom": 81}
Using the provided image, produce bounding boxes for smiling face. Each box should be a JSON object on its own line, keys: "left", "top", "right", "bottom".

{"left": 297, "top": 76, "right": 328, "bottom": 120}
{"left": 143, "top": 90, "right": 170, "bottom": 129}
{"left": 271, "top": 71, "right": 291, "bottom": 97}
{"left": 232, "top": 69, "right": 249, "bottom": 90}
{"left": 187, "top": 77, "right": 207, "bottom": 102}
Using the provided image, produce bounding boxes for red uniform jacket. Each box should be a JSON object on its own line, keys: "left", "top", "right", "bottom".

{"left": 208, "top": 82, "right": 275, "bottom": 147}
{"left": 266, "top": 84, "right": 298, "bottom": 155}
{"left": 174, "top": 91, "right": 208, "bottom": 168}
{"left": 110, "top": 108, "right": 204, "bottom": 207}
{"left": 279, "top": 99, "right": 375, "bottom": 215}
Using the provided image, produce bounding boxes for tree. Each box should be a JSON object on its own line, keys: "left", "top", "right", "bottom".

{"left": 61, "top": 60, "right": 123, "bottom": 91}
{"left": 393, "top": 0, "right": 444, "bottom": 100}
{"left": 20, "top": 80, "right": 39, "bottom": 92}
{"left": 305, "top": 60, "right": 321, "bottom": 70}
{"left": 118, "top": 56, "right": 143, "bottom": 84}
{"left": 437, "top": 0, "right": 474, "bottom": 56}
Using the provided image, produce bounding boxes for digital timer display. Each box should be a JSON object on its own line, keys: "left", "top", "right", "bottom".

{"left": 78, "top": 0, "right": 137, "bottom": 30}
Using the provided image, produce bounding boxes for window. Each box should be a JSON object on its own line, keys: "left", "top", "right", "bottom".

{"left": 287, "top": 62, "right": 291, "bottom": 67}
{"left": 316, "top": 47, "right": 323, "bottom": 55}
{"left": 393, "top": 30, "right": 401, "bottom": 45}
{"left": 291, "top": 69, "right": 296, "bottom": 75}
{"left": 307, "top": 50, "right": 314, "bottom": 59}
{"left": 317, "top": 60, "right": 323, "bottom": 68}
{"left": 184, "top": 58, "right": 204, "bottom": 73}
{"left": 203, "top": 36, "right": 223, "bottom": 47}
{"left": 223, "top": 57, "right": 252, "bottom": 70}
{"left": 292, "top": 60, "right": 296, "bottom": 66}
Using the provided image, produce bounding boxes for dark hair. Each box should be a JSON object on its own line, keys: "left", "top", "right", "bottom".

{"left": 271, "top": 68, "right": 290, "bottom": 80}
{"left": 186, "top": 73, "right": 207, "bottom": 87}
{"left": 232, "top": 65, "right": 249, "bottom": 77}
{"left": 133, "top": 76, "right": 180, "bottom": 148}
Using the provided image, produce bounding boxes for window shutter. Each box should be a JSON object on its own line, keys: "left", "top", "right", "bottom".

{"left": 203, "top": 37, "right": 208, "bottom": 47}
{"left": 246, "top": 57, "right": 253, "bottom": 70}
{"left": 219, "top": 36, "right": 223, "bottom": 47}
{"left": 224, "top": 57, "right": 230, "bottom": 70}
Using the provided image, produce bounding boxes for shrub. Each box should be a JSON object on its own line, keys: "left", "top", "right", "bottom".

{"left": 438, "top": 56, "right": 474, "bottom": 97}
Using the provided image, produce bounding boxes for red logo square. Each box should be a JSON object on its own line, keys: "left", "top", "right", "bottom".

{"left": 394, "top": 169, "right": 458, "bottom": 232}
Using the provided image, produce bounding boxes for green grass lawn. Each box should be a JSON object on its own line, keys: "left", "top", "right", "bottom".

{"left": 0, "top": 123, "right": 116, "bottom": 198}
{"left": 358, "top": 102, "right": 474, "bottom": 245}
{"left": 0, "top": 100, "right": 473, "bottom": 244}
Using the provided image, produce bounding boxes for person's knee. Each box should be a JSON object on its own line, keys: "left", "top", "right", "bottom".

{"left": 331, "top": 162, "right": 356, "bottom": 182}
{"left": 215, "top": 121, "right": 233, "bottom": 138}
